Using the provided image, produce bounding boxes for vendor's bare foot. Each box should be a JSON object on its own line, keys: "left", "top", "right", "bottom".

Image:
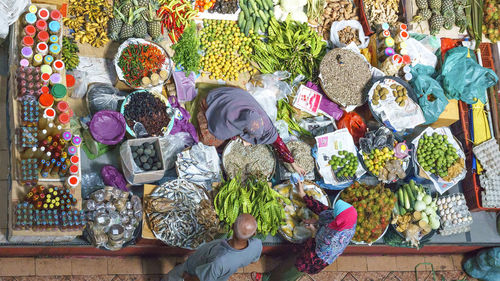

{"left": 251, "top": 272, "right": 263, "bottom": 281}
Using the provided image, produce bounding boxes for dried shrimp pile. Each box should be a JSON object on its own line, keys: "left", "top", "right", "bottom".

{"left": 146, "top": 179, "right": 220, "bottom": 249}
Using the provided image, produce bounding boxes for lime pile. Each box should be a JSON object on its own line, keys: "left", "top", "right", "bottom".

{"left": 329, "top": 150, "right": 358, "bottom": 179}
{"left": 417, "top": 133, "right": 459, "bottom": 178}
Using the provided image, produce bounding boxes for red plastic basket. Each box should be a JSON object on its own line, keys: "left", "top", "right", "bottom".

{"left": 479, "top": 43, "right": 496, "bottom": 72}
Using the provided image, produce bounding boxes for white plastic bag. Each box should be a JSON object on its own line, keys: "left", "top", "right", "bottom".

{"left": 246, "top": 71, "right": 293, "bottom": 122}
{"left": 159, "top": 132, "right": 194, "bottom": 170}
{"left": 72, "top": 70, "right": 89, "bottom": 99}
{"left": 330, "top": 20, "right": 369, "bottom": 49}
{"left": 0, "top": 0, "right": 30, "bottom": 38}
{"left": 406, "top": 38, "right": 438, "bottom": 68}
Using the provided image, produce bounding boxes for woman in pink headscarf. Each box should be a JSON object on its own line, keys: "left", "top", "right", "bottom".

{"left": 196, "top": 86, "right": 305, "bottom": 175}
{"left": 252, "top": 180, "right": 358, "bottom": 281}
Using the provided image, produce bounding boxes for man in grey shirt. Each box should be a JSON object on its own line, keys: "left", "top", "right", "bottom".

{"left": 165, "top": 213, "right": 263, "bottom": 281}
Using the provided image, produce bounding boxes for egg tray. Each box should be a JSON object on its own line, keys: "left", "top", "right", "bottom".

{"left": 473, "top": 138, "right": 500, "bottom": 171}
{"left": 436, "top": 193, "right": 473, "bottom": 236}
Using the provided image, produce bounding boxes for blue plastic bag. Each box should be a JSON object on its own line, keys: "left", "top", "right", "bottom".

{"left": 464, "top": 247, "right": 500, "bottom": 281}
{"left": 410, "top": 64, "right": 449, "bottom": 125}
{"left": 439, "top": 47, "right": 498, "bottom": 104}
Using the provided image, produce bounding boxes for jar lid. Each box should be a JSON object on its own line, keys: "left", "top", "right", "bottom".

{"left": 69, "top": 165, "right": 79, "bottom": 174}
{"left": 28, "top": 5, "right": 38, "bottom": 13}
{"left": 37, "top": 31, "right": 49, "bottom": 41}
{"left": 400, "top": 23, "right": 408, "bottom": 31}
{"left": 25, "top": 13, "right": 37, "bottom": 24}
{"left": 41, "top": 65, "right": 53, "bottom": 74}
{"left": 381, "top": 23, "right": 390, "bottom": 30}
{"left": 41, "top": 73, "right": 51, "bottom": 81}
{"left": 49, "top": 43, "right": 60, "bottom": 53}
{"left": 44, "top": 108, "right": 56, "bottom": 118}
{"left": 48, "top": 21, "right": 60, "bottom": 32}
{"left": 67, "top": 175, "right": 79, "bottom": 186}
{"left": 34, "top": 54, "right": 43, "bottom": 62}
{"left": 20, "top": 59, "right": 30, "bottom": 67}
{"left": 38, "top": 8, "right": 49, "bottom": 19}
{"left": 58, "top": 112, "right": 70, "bottom": 124}
{"left": 41, "top": 86, "right": 50, "bottom": 94}
{"left": 400, "top": 30, "right": 409, "bottom": 40}
{"left": 402, "top": 55, "right": 411, "bottom": 64}
{"left": 70, "top": 155, "right": 79, "bottom": 164}
{"left": 39, "top": 93, "right": 54, "bottom": 107}
{"left": 44, "top": 55, "right": 54, "bottom": 64}
{"left": 50, "top": 83, "right": 67, "bottom": 99}
{"left": 385, "top": 37, "right": 395, "bottom": 47}
{"left": 63, "top": 131, "right": 72, "bottom": 141}
{"left": 68, "top": 146, "right": 77, "bottom": 155}
{"left": 49, "top": 35, "right": 58, "bottom": 43}
{"left": 36, "top": 20, "right": 47, "bottom": 30}
{"left": 57, "top": 101, "right": 69, "bottom": 112}
{"left": 37, "top": 42, "right": 48, "bottom": 51}
{"left": 50, "top": 10, "right": 62, "bottom": 20}
{"left": 50, "top": 73, "right": 61, "bottom": 84}
{"left": 23, "top": 36, "right": 34, "bottom": 46}
{"left": 25, "top": 25, "right": 36, "bottom": 35}
{"left": 21, "top": 47, "right": 33, "bottom": 57}
{"left": 72, "top": 135, "right": 82, "bottom": 146}
{"left": 66, "top": 74, "right": 75, "bottom": 87}
{"left": 53, "top": 60, "right": 64, "bottom": 69}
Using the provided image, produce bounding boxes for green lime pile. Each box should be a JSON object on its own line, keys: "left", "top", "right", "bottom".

{"left": 329, "top": 150, "right": 358, "bottom": 179}
{"left": 417, "top": 133, "right": 459, "bottom": 178}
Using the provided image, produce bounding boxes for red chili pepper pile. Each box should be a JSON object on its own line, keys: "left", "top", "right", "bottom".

{"left": 118, "top": 43, "right": 167, "bottom": 87}
{"left": 157, "top": 0, "right": 197, "bottom": 43}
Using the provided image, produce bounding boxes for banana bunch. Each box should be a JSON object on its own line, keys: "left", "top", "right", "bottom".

{"left": 62, "top": 37, "right": 80, "bottom": 70}
{"left": 65, "top": 0, "right": 112, "bottom": 48}
{"left": 214, "top": 176, "right": 290, "bottom": 237}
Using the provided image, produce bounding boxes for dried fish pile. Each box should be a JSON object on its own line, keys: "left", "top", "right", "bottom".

{"left": 283, "top": 141, "right": 315, "bottom": 174}
{"left": 223, "top": 140, "right": 275, "bottom": 179}
{"left": 320, "top": 49, "right": 371, "bottom": 107}
{"left": 146, "top": 179, "right": 220, "bottom": 249}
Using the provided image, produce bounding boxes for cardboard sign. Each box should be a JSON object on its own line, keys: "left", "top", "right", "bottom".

{"left": 293, "top": 85, "right": 322, "bottom": 116}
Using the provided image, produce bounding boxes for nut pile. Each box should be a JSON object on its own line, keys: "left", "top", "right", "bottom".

{"left": 319, "top": 48, "right": 371, "bottom": 107}
{"left": 338, "top": 26, "right": 361, "bottom": 46}
{"left": 124, "top": 92, "right": 170, "bottom": 137}
{"left": 319, "top": 0, "right": 358, "bottom": 40}
{"left": 131, "top": 142, "right": 163, "bottom": 172}
{"left": 364, "top": 0, "right": 399, "bottom": 26}
{"left": 372, "top": 83, "right": 408, "bottom": 107}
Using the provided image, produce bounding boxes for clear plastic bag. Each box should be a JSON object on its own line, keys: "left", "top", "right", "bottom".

{"left": 330, "top": 20, "right": 370, "bottom": 49}
{"left": 71, "top": 70, "right": 89, "bottom": 99}
{"left": 86, "top": 83, "right": 126, "bottom": 115}
{"left": 159, "top": 132, "right": 194, "bottom": 170}
{"left": 246, "top": 71, "right": 293, "bottom": 122}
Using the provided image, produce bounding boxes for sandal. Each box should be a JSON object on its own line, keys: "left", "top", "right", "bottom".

{"left": 251, "top": 272, "right": 263, "bottom": 281}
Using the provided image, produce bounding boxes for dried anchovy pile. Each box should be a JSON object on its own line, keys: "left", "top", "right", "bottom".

{"left": 320, "top": 49, "right": 371, "bottom": 107}
{"left": 284, "top": 141, "right": 315, "bottom": 174}
{"left": 124, "top": 91, "right": 170, "bottom": 136}
{"left": 223, "top": 141, "right": 275, "bottom": 180}
{"left": 147, "top": 179, "right": 220, "bottom": 249}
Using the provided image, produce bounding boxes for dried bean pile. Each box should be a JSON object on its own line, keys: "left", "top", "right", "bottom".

{"left": 124, "top": 92, "right": 170, "bottom": 136}
{"left": 319, "top": 0, "right": 358, "bottom": 40}
{"left": 319, "top": 49, "right": 371, "bottom": 107}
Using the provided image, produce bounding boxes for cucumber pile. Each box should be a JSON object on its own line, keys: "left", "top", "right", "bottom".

{"left": 396, "top": 180, "right": 424, "bottom": 215}
{"left": 238, "top": 0, "right": 274, "bottom": 35}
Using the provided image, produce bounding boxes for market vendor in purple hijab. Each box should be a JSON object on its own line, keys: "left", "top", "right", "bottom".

{"left": 196, "top": 86, "right": 305, "bottom": 175}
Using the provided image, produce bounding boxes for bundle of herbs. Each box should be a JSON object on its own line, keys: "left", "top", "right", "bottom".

{"left": 251, "top": 16, "right": 326, "bottom": 82}
{"left": 118, "top": 43, "right": 167, "bottom": 87}
{"left": 172, "top": 21, "right": 201, "bottom": 75}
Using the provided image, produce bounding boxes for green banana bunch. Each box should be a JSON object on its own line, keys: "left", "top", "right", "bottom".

{"left": 62, "top": 36, "right": 80, "bottom": 70}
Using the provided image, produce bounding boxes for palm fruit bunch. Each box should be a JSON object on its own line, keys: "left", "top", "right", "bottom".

{"left": 61, "top": 37, "right": 80, "bottom": 70}
{"left": 109, "top": 0, "right": 162, "bottom": 41}
{"left": 483, "top": 0, "right": 500, "bottom": 42}
{"left": 64, "top": 0, "right": 113, "bottom": 47}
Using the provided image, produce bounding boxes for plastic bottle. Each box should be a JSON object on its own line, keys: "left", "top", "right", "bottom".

{"left": 37, "top": 129, "right": 48, "bottom": 141}
{"left": 21, "top": 147, "right": 37, "bottom": 159}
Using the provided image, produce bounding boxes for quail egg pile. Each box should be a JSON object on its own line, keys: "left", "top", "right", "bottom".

{"left": 437, "top": 194, "right": 473, "bottom": 236}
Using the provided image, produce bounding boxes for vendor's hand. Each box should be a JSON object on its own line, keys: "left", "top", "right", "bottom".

{"left": 291, "top": 162, "right": 306, "bottom": 176}
{"left": 241, "top": 138, "right": 252, "bottom": 147}
{"left": 304, "top": 223, "right": 317, "bottom": 234}
{"left": 296, "top": 180, "right": 306, "bottom": 198}
{"left": 182, "top": 272, "right": 200, "bottom": 281}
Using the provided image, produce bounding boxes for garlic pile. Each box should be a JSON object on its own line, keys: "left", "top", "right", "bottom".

{"left": 437, "top": 194, "right": 473, "bottom": 236}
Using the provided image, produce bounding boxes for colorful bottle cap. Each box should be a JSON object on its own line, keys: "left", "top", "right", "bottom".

{"left": 33, "top": 54, "right": 43, "bottom": 65}
{"left": 38, "top": 8, "right": 50, "bottom": 20}
{"left": 384, "top": 47, "right": 395, "bottom": 57}
{"left": 72, "top": 136, "right": 81, "bottom": 147}
{"left": 67, "top": 175, "right": 79, "bottom": 188}
{"left": 63, "top": 132, "right": 72, "bottom": 141}
{"left": 21, "top": 47, "right": 33, "bottom": 59}
{"left": 40, "top": 65, "right": 52, "bottom": 75}
{"left": 49, "top": 35, "right": 59, "bottom": 44}
{"left": 24, "top": 25, "right": 36, "bottom": 37}
{"left": 58, "top": 113, "right": 70, "bottom": 125}
{"left": 66, "top": 74, "right": 75, "bottom": 88}
{"left": 50, "top": 10, "right": 62, "bottom": 21}
{"left": 37, "top": 31, "right": 49, "bottom": 42}
{"left": 50, "top": 83, "right": 67, "bottom": 99}
{"left": 402, "top": 54, "right": 411, "bottom": 64}
{"left": 50, "top": 73, "right": 61, "bottom": 84}
{"left": 404, "top": 73, "right": 413, "bottom": 81}
{"left": 69, "top": 165, "right": 79, "bottom": 175}
{"left": 36, "top": 20, "right": 47, "bottom": 31}
{"left": 381, "top": 29, "right": 391, "bottom": 38}
{"left": 41, "top": 73, "right": 51, "bottom": 83}
{"left": 70, "top": 155, "right": 79, "bottom": 165}
{"left": 48, "top": 21, "right": 60, "bottom": 33}
{"left": 39, "top": 93, "right": 54, "bottom": 108}
{"left": 28, "top": 5, "right": 38, "bottom": 14}
{"left": 381, "top": 23, "right": 390, "bottom": 30}
{"left": 44, "top": 107, "right": 56, "bottom": 118}
{"left": 384, "top": 37, "right": 395, "bottom": 47}
{"left": 403, "top": 65, "right": 411, "bottom": 73}
{"left": 400, "top": 23, "right": 408, "bottom": 31}
{"left": 67, "top": 145, "right": 77, "bottom": 155}
{"left": 44, "top": 55, "right": 54, "bottom": 65}
{"left": 399, "top": 41, "right": 407, "bottom": 50}
{"left": 57, "top": 101, "right": 69, "bottom": 113}
{"left": 20, "top": 59, "right": 30, "bottom": 67}
{"left": 49, "top": 43, "right": 61, "bottom": 55}
{"left": 23, "top": 36, "right": 35, "bottom": 47}
{"left": 36, "top": 42, "right": 48, "bottom": 55}
{"left": 25, "top": 13, "right": 37, "bottom": 25}
{"left": 399, "top": 30, "right": 409, "bottom": 41}
{"left": 392, "top": 54, "right": 403, "bottom": 64}
{"left": 53, "top": 60, "right": 64, "bottom": 71}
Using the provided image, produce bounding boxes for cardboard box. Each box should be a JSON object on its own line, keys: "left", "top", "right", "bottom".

{"left": 141, "top": 184, "right": 157, "bottom": 240}
{"left": 120, "top": 137, "right": 166, "bottom": 185}
{"left": 431, "top": 99, "right": 459, "bottom": 128}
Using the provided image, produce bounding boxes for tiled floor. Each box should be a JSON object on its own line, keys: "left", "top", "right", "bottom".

{"left": 0, "top": 255, "right": 478, "bottom": 281}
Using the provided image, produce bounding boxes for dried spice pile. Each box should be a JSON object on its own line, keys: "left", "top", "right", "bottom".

{"left": 319, "top": 48, "right": 371, "bottom": 107}
{"left": 118, "top": 43, "right": 166, "bottom": 87}
{"left": 124, "top": 92, "right": 170, "bottom": 136}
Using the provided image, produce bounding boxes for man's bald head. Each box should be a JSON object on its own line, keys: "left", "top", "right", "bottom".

{"left": 233, "top": 213, "right": 257, "bottom": 240}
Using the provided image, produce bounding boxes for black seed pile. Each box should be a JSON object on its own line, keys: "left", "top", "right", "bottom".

{"left": 131, "top": 142, "right": 163, "bottom": 171}
{"left": 209, "top": 0, "right": 238, "bottom": 14}
{"left": 124, "top": 92, "right": 171, "bottom": 137}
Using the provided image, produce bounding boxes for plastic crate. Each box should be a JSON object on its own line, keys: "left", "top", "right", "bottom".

{"left": 479, "top": 43, "right": 496, "bottom": 72}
